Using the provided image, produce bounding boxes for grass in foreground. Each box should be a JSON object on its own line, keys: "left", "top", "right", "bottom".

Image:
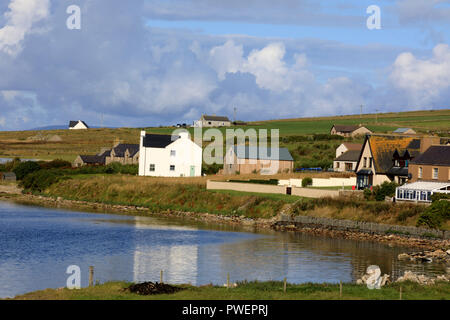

{"left": 10, "top": 280, "right": 450, "bottom": 300}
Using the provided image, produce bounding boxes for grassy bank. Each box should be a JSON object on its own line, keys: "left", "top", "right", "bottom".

{"left": 37, "top": 175, "right": 449, "bottom": 229}
{"left": 10, "top": 280, "right": 450, "bottom": 300}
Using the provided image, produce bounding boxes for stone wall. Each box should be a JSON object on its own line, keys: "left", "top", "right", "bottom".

{"left": 278, "top": 214, "right": 450, "bottom": 239}
{"left": 206, "top": 180, "right": 341, "bottom": 198}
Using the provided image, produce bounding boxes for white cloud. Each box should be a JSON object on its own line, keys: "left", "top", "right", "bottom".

{"left": 208, "top": 41, "right": 314, "bottom": 92}
{"left": 390, "top": 43, "right": 450, "bottom": 105}
{"left": 208, "top": 40, "right": 244, "bottom": 81}
{"left": 0, "top": 0, "right": 50, "bottom": 56}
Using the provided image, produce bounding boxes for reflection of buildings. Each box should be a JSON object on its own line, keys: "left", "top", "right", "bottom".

{"left": 132, "top": 218, "right": 200, "bottom": 285}
{"left": 133, "top": 244, "right": 199, "bottom": 284}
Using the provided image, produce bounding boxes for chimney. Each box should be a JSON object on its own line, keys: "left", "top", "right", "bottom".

{"left": 420, "top": 136, "right": 440, "bottom": 153}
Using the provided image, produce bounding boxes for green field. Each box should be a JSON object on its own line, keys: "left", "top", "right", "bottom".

{"left": 10, "top": 280, "right": 450, "bottom": 300}
{"left": 0, "top": 109, "right": 448, "bottom": 165}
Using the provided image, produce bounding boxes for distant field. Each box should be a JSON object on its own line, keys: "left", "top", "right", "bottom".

{"left": 0, "top": 109, "right": 448, "bottom": 162}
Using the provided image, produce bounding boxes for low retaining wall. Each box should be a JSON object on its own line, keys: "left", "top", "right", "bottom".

{"left": 278, "top": 214, "right": 450, "bottom": 239}
{"left": 278, "top": 177, "right": 356, "bottom": 188}
{"left": 207, "top": 180, "right": 341, "bottom": 198}
{"left": 207, "top": 180, "right": 286, "bottom": 194}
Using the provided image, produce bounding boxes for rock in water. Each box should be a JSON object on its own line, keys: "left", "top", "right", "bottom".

{"left": 356, "top": 265, "right": 390, "bottom": 289}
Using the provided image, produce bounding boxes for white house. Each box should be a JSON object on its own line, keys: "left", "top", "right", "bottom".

{"left": 138, "top": 131, "right": 202, "bottom": 177}
{"left": 333, "top": 142, "right": 362, "bottom": 172}
{"left": 69, "top": 120, "right": 89, "bottom": 130}
{"left": 193, "top": 114, "right": 231, "bottom": 128}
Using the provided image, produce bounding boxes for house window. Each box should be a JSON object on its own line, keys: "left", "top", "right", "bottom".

{"left": 418, "top": 167, "right": 422, "bottom": 179}
{"left": 433, "top": 168, "right": 438, "bottom": 179}
{"left": 363, "top": 157, "right": 367, "bottom": 167}
{"left": 369, "top": 157, "right": 372, "bottom": 168}
{"left": 170, "top": 150, "right": 176, "bottom": 156}
{"left": 336, "top": 162, "right": 340, "bottom": 168}
{"left": 149, "top": 164, "right": 155, "bottom": 172}
{"left": 170, "top": 165, "right": 175, "bottom": 171}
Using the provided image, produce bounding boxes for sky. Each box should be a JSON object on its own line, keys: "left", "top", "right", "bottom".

{"left": 0, "top": 0, "right": 450, "bottom": 130}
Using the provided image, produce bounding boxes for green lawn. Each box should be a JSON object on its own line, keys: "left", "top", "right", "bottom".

{"left": 10, "top": 280, "right": 450, "bottom": 300}
{"left": 207, "top": 189, "right": 304, "bottom": 203}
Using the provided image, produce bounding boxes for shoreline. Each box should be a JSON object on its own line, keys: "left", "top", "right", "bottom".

{"left": 1, "top": 191, "right": 449, "bottom": 251}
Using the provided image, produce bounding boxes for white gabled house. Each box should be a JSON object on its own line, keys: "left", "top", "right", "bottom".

{"left": 138, "top": 131, "right": 202, "bottom": 177}
{"left": 69, "top": 120, "right": 89, "bottom": 130}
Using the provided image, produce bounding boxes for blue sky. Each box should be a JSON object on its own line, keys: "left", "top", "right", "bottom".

{"left": 0, "top": 0, "right": 450, "bottom": 130}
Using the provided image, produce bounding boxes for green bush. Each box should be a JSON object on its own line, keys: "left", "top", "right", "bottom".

{"left": 373, "top": 181, "right": 398, "bottom": 201}
{"left": 416, "top": 200, "right": 450, "bottom": 229}
{"left": 202, "top": 163, "right": 222, "bottom": 175}
{"left": 302, "top": 177, "right": 312, "bottom": 187}
{"left": 13, "top": 161, "right": 41, "bottom": 180}
{"left": 21, "top": 170, "right": 67, "bottom": 192}
{"left": 431, "top": 193, "right": 450, "bottom": 202}
{"left": 363, "top": 188, "right": 373, "bottom": 200}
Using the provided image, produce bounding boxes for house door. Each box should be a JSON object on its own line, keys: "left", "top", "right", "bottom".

{"left": 190, "top": 166, "right": 195, "bottom": 177}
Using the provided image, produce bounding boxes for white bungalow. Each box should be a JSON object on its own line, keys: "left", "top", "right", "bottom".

{"left": 68, "top": 120, "right": 89, "bottom": 130}
{"left": 395, "top": 181, "right": 450, "bottom": 203}
{"left": 138, "top": 131, "right": 202, "bottom": 177}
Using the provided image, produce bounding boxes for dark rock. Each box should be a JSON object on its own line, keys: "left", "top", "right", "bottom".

{"left": 125, "top": 282, "right": 184, "bottom": 295}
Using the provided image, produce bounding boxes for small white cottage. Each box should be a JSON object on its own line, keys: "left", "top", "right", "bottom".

{"left": 69, "top": 120, "right": 89, "bottom": 130}
{"left": 138, "top": 131, "right": 202, "bottom": 177}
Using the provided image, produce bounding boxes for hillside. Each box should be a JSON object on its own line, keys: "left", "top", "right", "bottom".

{"left": 0, "top": 109, "right": 449, "bottom": 164}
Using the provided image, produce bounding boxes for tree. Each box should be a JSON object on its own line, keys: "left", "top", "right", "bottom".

{"left": 13, "top": 161, "right": 41, "bottom": 180}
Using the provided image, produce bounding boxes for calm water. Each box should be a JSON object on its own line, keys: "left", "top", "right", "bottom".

{"left": 0, "top": 201, "right": 446, "bottom": 298}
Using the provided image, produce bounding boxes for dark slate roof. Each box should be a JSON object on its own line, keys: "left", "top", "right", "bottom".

{"left": 69, "top": 120, "right": 89, "bottom": 128}
{"left": 335, "top": 150, "right": 361, "bottom": 162}
{"left": 233, "top": 146, "right": 294, "bottom": 161}
{"left": 202, "top": 115, "right": 230, "bottom": 122}
{"left": 143, "top": 134, "right": 180, "bottom": 148}
{"left": 387, "top": 167, "right": 409, "bottom": 176}
{"left": 411, "top": 146, "right": 450, "bottom": 166}
{"left": 357, "top": 169, "right": 373, "bottom": 175}
{"left": 393, "top": 128, "right": 414, "bottom": 133}
{"left": 112, "top": 144, "right": 139, "bottom": 157}
{"left": 365, "top": 135, "right": 422, "bottom": 174}
{"left": 79, "top": 154, "right": 106, "bottom": 164}
{"left": 332, "top": 125, "right": 361, "bottom": 133}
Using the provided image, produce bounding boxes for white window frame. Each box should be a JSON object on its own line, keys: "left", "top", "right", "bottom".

{"left": 170, "top": 165, "right": 175, "bottom": 171}
{"left": 149, "top": 164, "right": 155, "bottom": 172}
{"left": 170, "top": 150, "right": 176, "bottom": 157}
{"left": 433, "top": 168, "right": 438, "bottom": 180}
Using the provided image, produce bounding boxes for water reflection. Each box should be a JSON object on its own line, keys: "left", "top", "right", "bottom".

{"left": 0, "top": 201, "right": 447, "bottom": 298}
